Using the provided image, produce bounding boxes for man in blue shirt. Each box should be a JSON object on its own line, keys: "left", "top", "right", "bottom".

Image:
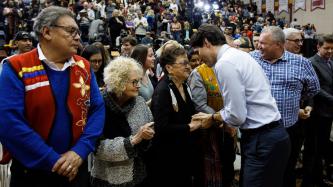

{"left": 250, "top": 26, "right": 320, "bottom": 187}
{"left": 0, "top": 6, "right": 105, "bottom": 187}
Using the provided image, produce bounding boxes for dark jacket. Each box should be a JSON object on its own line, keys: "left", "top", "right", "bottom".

{"left": 146, "top": 76, "right": 200, "bottom": 187}
{"left": 310, "top": 54, "right": 333, "bottom": 118}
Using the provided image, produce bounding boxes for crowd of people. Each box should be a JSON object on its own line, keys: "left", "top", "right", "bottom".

{"left": 0, "top": 0, "right": 332, "bottom": 187}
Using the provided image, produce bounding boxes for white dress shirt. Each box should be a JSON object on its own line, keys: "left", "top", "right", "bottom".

{"left": 214, "top": 45, "right": 281, "bottom": 129}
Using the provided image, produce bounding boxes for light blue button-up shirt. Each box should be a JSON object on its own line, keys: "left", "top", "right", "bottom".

{"left": 214, "top": 45, "right": 281, "bottom": 129}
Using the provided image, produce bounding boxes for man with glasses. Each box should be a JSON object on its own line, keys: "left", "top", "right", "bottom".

{"left": 0, "top": 6, "right": 105, "bottom": 187}
{"left": 284, "top": 28, "right": 303, "bottom": 54}
{"left": 250, "top": 26, "right": 320, "bottom": 187}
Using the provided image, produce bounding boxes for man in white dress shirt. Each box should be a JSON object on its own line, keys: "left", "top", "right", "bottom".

{"left": 191, "top": 24, "right": 291, "bottom": 187}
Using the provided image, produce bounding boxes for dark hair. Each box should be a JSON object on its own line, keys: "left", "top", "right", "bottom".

{"left": 190, "top": 24, "right": 227, "bottom": 48}
{"left": 187, "top": 48, "right": 199, "bottom": 60}
{"left": 81, "top": 45, "right": 103, "bottom": 62}
{"left": 317, "top": 34, "right": 333, "bottom": 47}
{"left": 122, "top": 36, "right": 137, "bottom": 46}
{"left": 130, "top": 44, "right": 149, "bottom": 66}
{"left": 92, "top": 41, "right": 111, "bottom": 64}
{"left": 81, "top": 45, "right": 105, "bottom": 87}
{"left": 159, "top": 45, "right": 186, "bottom": 75}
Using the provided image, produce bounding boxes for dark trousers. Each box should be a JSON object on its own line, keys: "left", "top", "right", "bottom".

{"left": 283, "top": 121, "right": 305, "bottom": 187}
{"left": 302, "top": 114, "right": 333, "bottom": 186}
{"left": 219, "top": 129, "right": 236, "bottom": 187}
{"left": 10, "top": 160, "right": 90, "bottom": 187}
{"left": 240, "top": 122, "right": 291, "bottom": 187}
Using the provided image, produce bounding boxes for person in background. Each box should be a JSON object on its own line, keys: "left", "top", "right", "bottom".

{"left": 188, "top": 49, "right": 203, "bottom": 69}
{"left": 155, "top": 40, "right": 182, "bottom": 80}
{"left": 131, "top": 44, "right": 155, "bottom": 104}
{"left": 91, "top": 57, "right": 155, "bottom": 187}
{"left": 0, "top": 31, "right": 34, "bottom": 74}
{"left": 121, "top": 36, "right": 137, "bottom": 57}
{"left": 92, "top": 42, "right": 111, "bottom": 65}
{"left": 283, "top": 28, "right": 303, "bottom": 54}
{"left": 12, "top": 31, "right": 33, "bottom": 55}
{"left": 141, "top": 32, "right": 153, "bottom": 46}
{"left": 251, "top": 33, "right": 260, "bottom": 51}
{"left": 188, "top": 51, "right": 237, "bottom": 186}
{"left": 170, "top": 16, "right": 182, "bottom": 42}
{"left": 146, "top": 45, "right": 203, "bottom": 187}
{"left": 81, "top": 44, "right": 105, "bottom": 87}
{"left": 303, "top": 34, "right": 333, "bottom": 186}
{"left": 0, "top": 6, "right": 105, "bottom": 186}
{"left": 133, "top": 11, "right": 148, "bottom": 43}
{"left": 109, "top": 9, "right": 126, "bottom": 47}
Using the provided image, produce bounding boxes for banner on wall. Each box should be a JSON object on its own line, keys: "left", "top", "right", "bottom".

{"left": 266, "top": 0, "right": 275, "bottom": 13}
{"left": 295, "top": 0, "right": 306, "bottom": 12}
{"left": 242, "top": 0, "right": 250, "bottom": 4}
{"left": 278, "top": 0, "right": 288, "bottom": 13}
{"left": 311, "top": 0, "right": 325, "bottom": 11}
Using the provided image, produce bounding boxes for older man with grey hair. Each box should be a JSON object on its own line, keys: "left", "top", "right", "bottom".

{"left": 284, "top": 28, "right": 303, "bottom": 54}
{"left": 0, "top": 6, "right": 105, "bottom": 187}
{"left": 250, "top": 26, "right": 320, "bottom": 187}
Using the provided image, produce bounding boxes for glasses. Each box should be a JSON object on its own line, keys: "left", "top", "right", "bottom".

{"left": 51, "top": 25, "right": 82, "bottom": 37}
{"left": 287, "top": 38, "right": 303, "bottom": 44}
{"left": 90, "top": 59, "right": 103, "bottom": 64}
{"left": 129, "top": 79, "right": 141, "bottom": 87}
{"left": 173, "top": 60, "right": 190, "bottom": 66}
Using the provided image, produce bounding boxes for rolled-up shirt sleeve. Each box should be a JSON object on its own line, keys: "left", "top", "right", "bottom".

{"left": 214, "top": 60, "right": 247, "bottom": 127}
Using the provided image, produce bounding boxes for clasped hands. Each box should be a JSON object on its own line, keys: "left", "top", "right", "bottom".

{"left": 52, "top": 150, "right": 83, "bottom": 181}
{"left": 131, "top": 122, "right": 155, "bottom": 145}
{"left": 189, "top": 112, "right": 221, "bottom": 132}
{"left": 299, "top": 106, "right": 312, "bottom": 119}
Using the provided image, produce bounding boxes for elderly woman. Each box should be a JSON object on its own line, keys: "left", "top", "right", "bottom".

{"left": 91, "top": 57, "right": 155, "bottom": 187}
{"left": 130, "top": 44, "right": 155, "bottom": 103}
{"left": 146, "top": 45, "right": 202, "bottom": 187}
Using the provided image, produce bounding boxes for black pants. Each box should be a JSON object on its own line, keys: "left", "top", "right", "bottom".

{"left": 10, "top": 160, "right": 90, "bottom": 187}
{"left": 302, "top": 114, "right": 333, "bottom": 186}
{"left": 283, "top": 121, "right": 305, "bottom": 187}
{"left": 240, "top": 122, "right": 290, "bottom": 187}
{"left": 219, "top": 128, "right": 236, "bottom": 187}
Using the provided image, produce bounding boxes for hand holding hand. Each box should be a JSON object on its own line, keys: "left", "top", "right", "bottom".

{"left": 304, "top": 106, "right": 312, "bottom": 115}
{"left": 188, "top": 118, "right": 201, "bottom": 132}
{"left": 192, "top": 112, "right": 213, "bottom": 129}
{"left": 299, "top": 109, "right": 310, "bottom": 119}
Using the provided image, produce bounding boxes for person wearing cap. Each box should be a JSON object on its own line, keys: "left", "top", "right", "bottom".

{"left": 0, "top": 6, "right": 105, "bottom": 186}
{"left": 13, "top": 31, "right": 33, "bottom": 55}
{"left": 0, "top": 32, "right": 33, "bottom": 75}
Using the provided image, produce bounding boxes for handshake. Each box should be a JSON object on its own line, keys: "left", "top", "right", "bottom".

{"left": 189, "top": 112, "right": 223, "bottom": 132}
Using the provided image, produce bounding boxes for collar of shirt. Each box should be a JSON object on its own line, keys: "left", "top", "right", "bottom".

{"left": 37, "top": 44, "right": 75, "bottom": 71}
{"left": 317, "top": 52, "right": 331, "bottom": 62}
{"left": 216, "top": 44, "right": 232, "bottom": 62}
{"left": 260, "top": 50, "right": 287, "bottom": 64}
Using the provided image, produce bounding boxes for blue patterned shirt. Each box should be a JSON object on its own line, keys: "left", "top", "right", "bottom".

{"left": 251, "top": 50, "right": 320, "bottom": 128}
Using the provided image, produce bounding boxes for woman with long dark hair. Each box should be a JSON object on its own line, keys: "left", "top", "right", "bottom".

{"left": 131, "top": 44, "right": 155, "bottom": 104}
{"left": 81, "top": 44, "right": 106, "bottom": 87}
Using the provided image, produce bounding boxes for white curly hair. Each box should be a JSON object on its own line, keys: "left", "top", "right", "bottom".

{"left": 104, "top": 56, "right": 143, "bottom": 97}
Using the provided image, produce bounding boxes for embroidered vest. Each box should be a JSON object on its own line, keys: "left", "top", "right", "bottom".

{"left": 196, "top": 64, "right": 223, "bottom": 111}
{"left": 0, "top": 49, "right": 91, "bottom": 164}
